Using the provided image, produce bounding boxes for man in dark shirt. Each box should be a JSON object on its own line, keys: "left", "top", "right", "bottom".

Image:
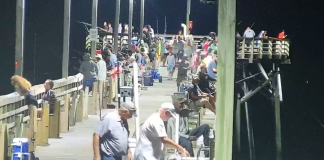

{"left": 40, "top": 79, "right": 57, "bottom": 115}
{"left": 198, "top": 65, "right": 216, "bottom": 97}
{"left": 177, "top": 55, "right": 190, "bottom": 92}
{"left": 187, "top": 75, "right": 216, "bottom": 114}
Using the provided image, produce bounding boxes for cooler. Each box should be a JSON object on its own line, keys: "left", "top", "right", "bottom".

{"left": 12, "top": 138, "right": 30, "bottom": 160}
{"left": 144, "top": 75, "right": 153, "bottom": 86}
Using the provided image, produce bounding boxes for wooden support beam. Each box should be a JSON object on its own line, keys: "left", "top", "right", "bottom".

{"left": 0, "top": 124, "right": 8, "bottom": 160}
{"left": 108, "top": 78, "right": 115, "bottom": 104}
{"left": 60, "top": 94, "right": 70, "bottom": 133}
{"left": 83, "top": 87, "right": 89, "bottom": 119}
{"left": 76, "top": 90, "right": 84, "bottom": 122}
{"left": 69, "top": 94, "right": 77, "bottom": 126}
{"left": 90, "top": 82, "right": 98, "bottom": 115}
{"left": 26, "top": 106, "right": 38, "bottom": 152}
{"left": 49, "top": 101, "right": 61, "bottom": 138}
{"left": 36, "top": 103, "right": 49, "bottom": 146}
{"left": 234, "top": 94, "right": 241, "bottom": 159}
{"left": 274, "top": 68, "right": 282, "bottom": 160}
{"left": 215, "top": 0, "right": 236, "bottom": 159}
{"left": 14, "top": 114, "right": 23, "bottom": 138}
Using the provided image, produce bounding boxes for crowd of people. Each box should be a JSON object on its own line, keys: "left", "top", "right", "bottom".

{"left": 89, "top": 25, "right": 220, "bottom": 159}
{"left": 10, "top": 22, "right": 219, "bottom": 159}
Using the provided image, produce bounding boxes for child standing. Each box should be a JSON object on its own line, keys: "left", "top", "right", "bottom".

{"left": 166, "top": 52, "right": 176, "bottom": 80}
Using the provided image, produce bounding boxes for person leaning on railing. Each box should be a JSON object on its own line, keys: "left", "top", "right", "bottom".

{"left": 79, "top": 53, "right": 99, "bottom": 92}
{"left": 11, "top": 75, "right": 38, "bottom": 107}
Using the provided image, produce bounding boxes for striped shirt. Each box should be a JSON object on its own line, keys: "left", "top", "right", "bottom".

{"left": 42, "top": 90, "right": 57, "bottom": 113}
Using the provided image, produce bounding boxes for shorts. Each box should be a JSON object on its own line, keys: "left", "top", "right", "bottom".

{"left": 177, "top": 76, "right": 187, "bottom": 86}
{"left": 167, "top": 64, "right": 174, "bottom": 72}
{"left": 83, "top": 77, "right": 97, "bottom": 91}
{"left": 194, "top": 97, "right": 209, "bottom": 107}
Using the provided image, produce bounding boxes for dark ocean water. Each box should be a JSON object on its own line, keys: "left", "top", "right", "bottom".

{"left": 1, "top": 0, "right": 324, "bottom": 159}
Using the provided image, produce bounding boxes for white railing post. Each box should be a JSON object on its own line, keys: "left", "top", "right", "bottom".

{"left": 133, "top": 62, "right": 140, "bottom": 141}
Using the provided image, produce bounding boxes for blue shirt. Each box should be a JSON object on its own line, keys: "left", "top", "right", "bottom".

{"left": 207, "top": 61, "right": 217, "bottom": 79}
{"left": 110, "top": 54, "right": 117, "bottom": 68}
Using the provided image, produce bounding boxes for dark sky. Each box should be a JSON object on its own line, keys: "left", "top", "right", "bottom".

{"left": 1, "top": 0, "right": 324, "bottom": 159}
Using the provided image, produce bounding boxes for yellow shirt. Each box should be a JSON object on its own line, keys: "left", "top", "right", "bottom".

{"left": 156, "top": 42, "right": 162, "bottom": 60}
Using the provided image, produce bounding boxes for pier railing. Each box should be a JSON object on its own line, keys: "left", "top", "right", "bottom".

{"left": 237, "top": 37, "right": 290, "bottom": 63}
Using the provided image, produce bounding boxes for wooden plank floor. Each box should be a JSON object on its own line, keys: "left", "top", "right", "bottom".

{"left": 34, "top": 72, "right": 178, "bottom": 159}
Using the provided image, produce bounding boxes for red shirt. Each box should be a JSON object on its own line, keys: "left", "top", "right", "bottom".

{"left": 278, "top": 32, "right": 285, "bottom": 39}
{"left": 204, "top": 42, "right": 209, "bottom": 51}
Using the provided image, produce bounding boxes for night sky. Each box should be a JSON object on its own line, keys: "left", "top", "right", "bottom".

{"left": 1, "top": 0, "right": 324, "bottom": 159}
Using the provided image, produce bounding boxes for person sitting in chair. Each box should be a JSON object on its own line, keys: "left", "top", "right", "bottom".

{"left": 187, "top": 75, "right": 216, "bottom": 114}
{"left": 198, "top": 65, "right": 216, "bottom": 98}
{"left": 175, "top": 100, "right": 211, "bottom": 157}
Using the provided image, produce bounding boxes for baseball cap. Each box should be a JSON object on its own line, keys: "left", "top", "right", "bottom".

{"left": 192, "top": 74, "right": 199, "bottom": 80}
{"left": 122, "top": 102, "right": 137, "bottom": 117}
{"left": 161, "top": 102, "right": 177, "bottom": 118}
{"left": 95, "top": 54, "right": 103, "bottom": 59}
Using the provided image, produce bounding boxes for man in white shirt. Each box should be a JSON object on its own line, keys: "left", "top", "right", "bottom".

{"left": 95, "top": 54, "right": 107, "bottom": 81}
{"left": 134, "top": 103, "right": 190, "bottom": 160}
{"left": 243, "top": 27, "right": 255, "bottom": 46}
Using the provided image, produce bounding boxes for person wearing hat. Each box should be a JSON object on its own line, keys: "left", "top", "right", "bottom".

{"left": 80, "top": 53, "right": 98, "bottom": 91}
{"left": 187, "top": 75, "right": 216, "bottom": 114}
{"left": 95, "top": 54, "right": 107, "bottom": 82}
{"left": 134, "top": 103, "right": 190, "bottom": 160}
{"left": 93, "top": 102, "right": 137, "bottom": 160}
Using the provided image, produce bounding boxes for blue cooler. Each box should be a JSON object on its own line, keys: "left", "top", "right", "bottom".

{"left": 144, "top": 75, "right": 154, "bottom": 86}
{"left": 12, "top": 138, "right": 29, "bottom": 160}
{"left": 155, "top": 73, "right": 160, "bottom": 80}
{"left": 152, "top": 70, "right": 159, "bottom": 79}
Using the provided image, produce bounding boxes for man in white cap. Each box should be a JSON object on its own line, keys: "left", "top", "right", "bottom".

{"left": 93, "top": 102, "right": 137, "bottom": 160}
{"left": 95, "top": 54, "right": 107, "bottom": 82}
{"left": 134, "top": 103, "right": 190, "bottom": 160}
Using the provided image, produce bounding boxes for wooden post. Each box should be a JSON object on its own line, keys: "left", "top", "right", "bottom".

{"left": 49, "top": 101, "right": 61, "bottom": 138}
{"left": 274, "top": 67, "right": 282, "bottom": 160}
{"left": 234, "top": 94, "right": 241, "bottom": 159}
{"left": 108, "top": 78, "right": 115, "bottom": 104}
{"left": 84, "top": 87, "right": 89, "bottom": 119}
{"left": 15, "top": 114, "right": 23, "bottom": 138}
{"left": 76, "top": 90, "right": 84, "bottom": 122}
{"left": 90, "top": 82, "right": 98, "bottom": 115}
{"left": 36, "top": 103, "right": 49, "bottom": 146}
{"left": 215, "top": 0, "right": 236, "bottom": 159}
{"left": 60, "top": 94, "right": 70, "bottom": 133}
{"left": 26, "top": 106, "right": 38, "bottom": 152}
{"left": 98, "top": 80, "right": 104, "bottom": 116}
{"left": 69, "top": 94, "right": 77, "bottom": 126}
{"left": 0, "top": 124, "right": 8, "bottom": 160}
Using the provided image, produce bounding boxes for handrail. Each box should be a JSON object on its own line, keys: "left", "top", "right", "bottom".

{"left": 0, "top": 74, "right": 83, "bottom": 106}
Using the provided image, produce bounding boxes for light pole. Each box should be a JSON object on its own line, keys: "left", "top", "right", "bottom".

{"left": 62, "top": 0, "right": 71, "bottom": 78}
{"left": 113, "top": 0, "right": 120, "bottom": 55}
{"left": 186, "top": 0, "right": 191, "bottom": 35}
{"left": 128, "top": 0, "right": 134, "bottom": 47}
{"left": 91, "top": 0, "right": 98, "bottom": 58}
{"left": 114, "top": 0, "right": 121, "bottom": 108}
{"left": 15, "top": 0, "right": 25, "bottom": 76}
{"left": 139, "top": 0, "right": 145, "bottom": 40}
